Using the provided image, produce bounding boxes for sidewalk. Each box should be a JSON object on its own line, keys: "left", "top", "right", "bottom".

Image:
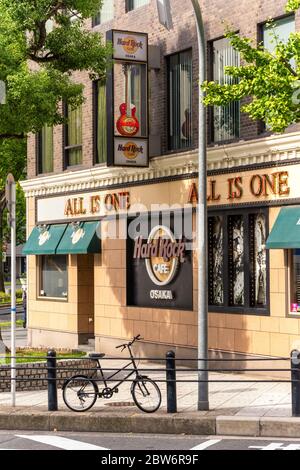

{"left": 0, "top": 358, "right": 297, "bottom": 437}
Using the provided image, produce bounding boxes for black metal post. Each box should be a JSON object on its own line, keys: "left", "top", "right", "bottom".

{"left": 166, "top": 351, "right": 177, "bottom": 413}
{"left": 47, "top": 349, "right": 58, "bottom": 412}
{"left": 291, "top": 350, "right": 300, "bottom": 417}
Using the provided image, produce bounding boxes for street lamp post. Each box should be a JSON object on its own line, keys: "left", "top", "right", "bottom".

{"left": 157, "top": 0, "right": 209, "bottom": 410}
{"left": 5, "top": 174, "right": 16, "bottom": 407}
{"left": 190, "top": 0, "right": 209, "bottom": 411}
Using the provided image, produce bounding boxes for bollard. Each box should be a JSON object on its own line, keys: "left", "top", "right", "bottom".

{"left": 291, "top": 350, "right": 300, "bottom": 417}
{"left": 166, "top": 351, "right": 177, "bottom": 413}
{"left": 47, "top": 349, "right": 58, "bottom": 412}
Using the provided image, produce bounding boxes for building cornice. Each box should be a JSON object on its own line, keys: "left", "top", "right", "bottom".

{"left": 21, "top": 131, "right": 300, "bottom": 197}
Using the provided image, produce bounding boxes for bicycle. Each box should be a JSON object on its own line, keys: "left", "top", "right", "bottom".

{"left": 62, "top": 335, "right": 162, "bottom": 413}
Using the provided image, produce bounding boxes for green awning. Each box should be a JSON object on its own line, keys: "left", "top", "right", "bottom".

{"left": 23, "top": 224, "right": 68, "bottom": 255}
{"left": 266, "top": 206, "right": 300, "bottom": 249}
{"left": 56, "top": 221, "right": 101, "bottom": 254}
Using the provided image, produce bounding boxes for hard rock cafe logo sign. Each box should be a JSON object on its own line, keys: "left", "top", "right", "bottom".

{"left": 117, "top": 37, "right": 143, "bottom": 55}
{"left": 38, "top": 229, "right": 51, "bottom": 246}
{"left": 118, "top": 142, "right": 143, "bottom": 160}
{"left": 134, "top": 226, "right": 185, "bottom": 299}
{"left": 71, "top": 227, "right": 85, "bottom": 245}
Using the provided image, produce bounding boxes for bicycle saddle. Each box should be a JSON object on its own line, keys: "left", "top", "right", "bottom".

{"left": 89, "top": 353, "right": 105, "bottom": 359}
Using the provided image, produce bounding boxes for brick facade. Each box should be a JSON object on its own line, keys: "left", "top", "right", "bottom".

{"left": 27, "top": 0, "right": 300, "bottom": 178}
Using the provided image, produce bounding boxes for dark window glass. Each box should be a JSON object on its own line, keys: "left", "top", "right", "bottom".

{"left": 228, "top": 215, "right": 244, "bottom": 306}
{"left": 40, "top": 255, "right": 68, "bottom": 299}
{"left": 208, "top": 211, "right": 268, "bottom": 313}
{"left": 38, "top": 125, "right": 53, "bottom": 174}
{"left": 168, "top": 49, "right": 192, "bottom": 151}
{"left": 65, "top": 104, "right": 82, "bottom": 166}
{"left": 290, "top": 250, "right": 300, "bottom": 314}
{"left": 208, "top": 216, "right": 224, "bottom": 306}
{"left": 212, "top": 37, "right": 240, "bottom": 142}
{"left": 95, "top": 80, "right": 107, "bottom": 164}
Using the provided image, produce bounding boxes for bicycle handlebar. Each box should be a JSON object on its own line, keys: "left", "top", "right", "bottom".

{"left": 115, "top": 334, "right": 143, "bottom": 350}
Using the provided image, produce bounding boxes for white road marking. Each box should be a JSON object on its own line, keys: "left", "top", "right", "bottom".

{"left": 190, "top": 439, "right": 221, "bottom": 450}
{"left": 16, "top": 435, "right": 109, "bottom": 450}
{"left": 249, "top": 443, "right": 300, "bottom": 451}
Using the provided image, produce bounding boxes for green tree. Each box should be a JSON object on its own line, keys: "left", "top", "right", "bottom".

{"left": 0, "top": 0, "right": 111, "bottom": 291}
{"left": 202, "top": 1, "right": 300, "bottom": 134}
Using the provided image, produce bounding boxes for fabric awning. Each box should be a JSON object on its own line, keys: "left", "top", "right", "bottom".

{"left": 23, "top": 224, "right": 68, "bottom": 255}
{"left": 56, "top": 221, "right": 101, "bottom": 255}
{"left": 266, "top": 206, "right": 300, "bottom": 249}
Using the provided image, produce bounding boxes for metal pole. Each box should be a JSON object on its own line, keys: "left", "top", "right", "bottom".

{"left": 191, "top": 0, "right": 209, "bottom": 411}
{"left": 10, "top": 181, "right": 16, "bottom": 407}
{"left": 291, "top": 350, "right": 300, "bottom": 417}
{"left": 47, "top": 350, "right": 58, "bottom": 411}
{"left": 166, "top": 351, "right": 177, "bottom": 413}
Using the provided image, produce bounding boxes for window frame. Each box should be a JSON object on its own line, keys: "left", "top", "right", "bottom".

{"left": 208, "top": 35, "right": 240, "bottom": 145}
{"left": 286, "top": 249, "right": 300, "bottom": 319}
{"left": 208, "top": 207, "right": 270, "bottom": 316}
{"left": 36, "top": 126, "right": 54, "bottom": 176}
{"left": 126, "top": 0, "right": 150, "bottom": 13}
{"left": 166, "top": 48, "right": 193, "bottom": 153}
{"left": 258, "top": 13, "right": 295, "bottom": 135}
{"left": 63, "top": 102, "right": 83, "bottom": 169}
{"left": 92, "top": 0, "right": 114, "bottom": 26}
{"left": 93, "top": 79, "right": 107, "bottom": 166}
{"left": 37, "top": 255, "right": 69, "bottom": 302}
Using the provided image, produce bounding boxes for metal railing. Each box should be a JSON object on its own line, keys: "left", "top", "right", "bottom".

{"left": 0, "top": 349, "right": 300, "bottom": 416}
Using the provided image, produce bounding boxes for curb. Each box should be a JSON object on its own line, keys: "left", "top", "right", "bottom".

{"left": 0, "top": 409, "right": 299, "bottom": 437}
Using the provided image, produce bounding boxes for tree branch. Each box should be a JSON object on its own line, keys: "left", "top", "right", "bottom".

{"left": 0, "top": 134, "right": 25, "bottom": 140}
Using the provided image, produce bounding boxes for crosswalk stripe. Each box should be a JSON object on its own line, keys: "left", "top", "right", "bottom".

{"left": 190, "top": 439, "right": 221, "bottom": 450}
{"left": 16, "top": 435, "right": 109, "bottom": 450}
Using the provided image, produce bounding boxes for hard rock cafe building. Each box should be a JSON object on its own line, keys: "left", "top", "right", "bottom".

{"left": 21, "top": 1, "right": 300, "bottom": 364}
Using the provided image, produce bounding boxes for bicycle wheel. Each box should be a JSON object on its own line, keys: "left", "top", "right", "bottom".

{"left": 131, "top": 378, "right": 162, "bottom": 413}
{"left": 63, "top": 375, "right": 98, "bottom": 412}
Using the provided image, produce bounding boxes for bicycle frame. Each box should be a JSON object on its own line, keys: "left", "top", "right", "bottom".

{"left": 92, "top": 345, "right": 144, "bottom": 395}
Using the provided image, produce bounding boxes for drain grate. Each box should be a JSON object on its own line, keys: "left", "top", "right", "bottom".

{"left": 104, "top": 401, "right": 136, "bottom": 407}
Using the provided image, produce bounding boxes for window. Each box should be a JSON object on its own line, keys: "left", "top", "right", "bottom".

{"left": 261, "top": 16, "right": 295, "bottom": 132}
{"left": 262, "top": 15, "right": 295, "bottom": 54}
{"left": 208, "top": 210, "right": 268, "bottom": 313}
{"left": 211, "top": 37, "right": 240, "bottom": 143}
{"left": 65, "top": 104, "right": 82, "bottom": 166}
{"left": 168, "top": 49, "right": 192, "bottom": 151}
{"left": 39, "top": 255, "right": 68, "bottom": 299}
{"left": 127, "top": 0, "right": 149, "bottom": 12}
{"left": 289, "top": 250, "right": 300, "bottom": 315}
{"left": 93, "top": 0, "right": 114, "bottom": 26}
{"left": 37, "top": 124, "right": 53, "bottom": 174}
{"left": 94, "top": 80, "right": 107, "bottom": 164}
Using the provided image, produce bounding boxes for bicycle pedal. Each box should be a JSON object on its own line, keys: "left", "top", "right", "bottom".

{"left": 115, "top": 388, "right": 119, "bottom": 393}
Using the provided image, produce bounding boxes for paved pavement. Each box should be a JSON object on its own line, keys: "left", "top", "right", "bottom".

{"left": 0, "top": 356, "right": 292, "bottom": 418}
{"left": 0, "top": 431, "right": 300, "bottom": 450}
{"left": 1, "top": 327, "right": 27, "bottom": 349}
{"left": 0, "top": 331, "right": 296, "bottom": 438}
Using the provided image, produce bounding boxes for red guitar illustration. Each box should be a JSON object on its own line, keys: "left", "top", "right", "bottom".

{"left": 116, "top": 64, "right": 140, "bottom": 137}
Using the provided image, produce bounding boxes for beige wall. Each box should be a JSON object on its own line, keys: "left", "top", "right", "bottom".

{"left": 26, "top": 171, "right": 300, "bottom": 357}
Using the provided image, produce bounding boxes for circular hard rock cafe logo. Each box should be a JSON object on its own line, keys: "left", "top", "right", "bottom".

{"left": 145, "top": 226, "right": 179, "bottom": 287}
{"left": 71, "top": 228, "right": 85, "bottom": 245}
{"left": 122, "top": 36, "right": 140, "bottom": 55}
{"left": 123, "top": 142, "right": 140, "bottom": 160}
{"left": 38, "top": 230, "right": 51, "bottom": 246}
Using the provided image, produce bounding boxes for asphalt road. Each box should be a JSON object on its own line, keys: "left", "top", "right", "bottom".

{"left": 0, "top": 306, "right": 23, "bottom": 321}
{"left": 0, "top": 432, "right": 300, "bottom": 451}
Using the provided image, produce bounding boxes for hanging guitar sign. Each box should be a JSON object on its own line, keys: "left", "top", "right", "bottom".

{"left": 106, "top": 30, "right": 149, "bottom": 168}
